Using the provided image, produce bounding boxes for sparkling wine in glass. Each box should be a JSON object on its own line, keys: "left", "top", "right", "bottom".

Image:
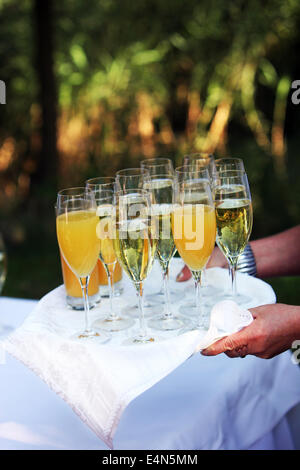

{"left": 86, "top": 177, "right": 134, "bottom": 332}
{"left": 141, "top": 158, "right": 183, "bottom": 305}
{"left": 115, "top": 169, "right": 160, "bottom": 317}
{"left": 113, "top": 188, "right": 159, "bottom": 344}
{"left": 213, "top": 171, "right": 253, "bottom": 304}
{"left": 145, "top": 174, "right": 189, "bottom": 331}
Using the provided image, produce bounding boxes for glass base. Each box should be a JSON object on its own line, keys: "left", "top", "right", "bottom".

{"left": 122, "top": 303, "right": 161, "bottom": 319}
{"left": 66, "top": 291, "right": 101, "bottom": 310}
{"left": 146, "top": 289, "right": 183, "bottom": 304}
{"left": 122, "top": 333, "right": 161, "bottom": 345}
{"left": 143, "top": 298, "right": 158, "bottom": 308}
{"left": 179, "top": 302, "right": 211, "bottom": 318}
{"left": 220, "top": 292, "right": 252, "bottom": 306}
{"left": 99, "top": 280, "right": 123, "bottom": 298}
{"left": 178, "top": 320, "right": 209, "bottom": 335}
{"left": 185, "top": 285, "right": 223, "bottom": 302}
{"left": 148, "top": 313, "right": 188, "bottom": 331}
{"left": 92, "top": 315, "right": 134, "bottom": 332}
{"left": 71, "top": 328, "right": 110, "bottom": 343}
{"left": 191, "top": 322, "right": 208, "bottom": 331}
{"left": 201, "top": 284, "right": 224, "bottom": 298}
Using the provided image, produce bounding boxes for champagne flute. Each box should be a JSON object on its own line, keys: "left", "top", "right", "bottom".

{"left": 113, "top": 188, "right": 159, "bottom": 344}
{"left": 214, "top": 158, "right": 245, "bottom": 177}
{"left": 214, "top": 157, "right": 248, "bottom": 302}
{"left": 183, "top": 152, "right": 216, "bottom": 177}
{"left": 115, "top": 168, "right": 150, "bottom": 191}
{"left": 141, "top": 158, "right": 183, "bottom": 305}
{"left": 86, "top": 178, "right": 134, "bottom": 332}
{"left": 145, "top": 174, "right": 188, "bottom": 331}
{"left": 56, "top": 187, "right": 110, "bottom": 343}
{"left": 173, "top": 168, "right": 216, "bottom": 329}
{"left": 176, "top": 165, "right": 215, "bottom": 317}
{"left": 181, "top": 153, "right": 222, "bottom": 306}
{"left": 141, "top": 157, "right": 174, "bottom": 176}
{"left": 213, "top": 171, "right": 253, "bottom": 304}
{"left": 115, "top": 168, "right": 160, "bottom": 317}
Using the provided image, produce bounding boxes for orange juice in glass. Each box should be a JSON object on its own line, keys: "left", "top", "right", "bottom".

{"left": 172, "top": 203, "right": 216, "bottom": 329}
{"left": 60, "top": 253, "right": 100, "bottom": 309}
{"left": 172, "top": 204, "right": 216, "bottom": 272}
{"left": 172, "top": 170, "right": 216, "bottom": 330}
{"left": 57, "top": 210, "right": 100, "bottom": 276}
{"left": 57, "top": 208, "right": 101, "bottom": 310}
{"left": 97, "top": 259, "right": 123, "bottom": 297}
{"left": 56, "top": 189, "right": 110, "bottom": 343}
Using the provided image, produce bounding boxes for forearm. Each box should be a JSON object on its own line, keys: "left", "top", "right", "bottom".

{"left": 251, "top": 225, "right": 300, "bottom": 278}
{"left": 178, "top": 225, "right": 300, "bottom": 282}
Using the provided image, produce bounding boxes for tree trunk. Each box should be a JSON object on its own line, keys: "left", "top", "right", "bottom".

{"left": 32, "top": 0, "right": 58, "bottom": 195}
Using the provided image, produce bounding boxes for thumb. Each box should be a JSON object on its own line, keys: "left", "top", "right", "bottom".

{"left": 176, "top": 265, "right": 192, "bottom": 282}
{"left": 201, "top": 331, "right": 245, "bottom": 356}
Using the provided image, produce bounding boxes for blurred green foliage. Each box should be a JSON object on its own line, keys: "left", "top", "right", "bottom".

{"left": 0, "top": 0, "right": 299, "bottom": 300}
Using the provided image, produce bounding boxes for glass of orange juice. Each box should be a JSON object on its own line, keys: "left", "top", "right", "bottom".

{"left": 60, "top": 253, "right": 100, "bottom": 309}
{"left": 56, "top": 187, "right": 110, "bottom": 343}
{"left": 173, "top": 166, "right": 216, "bottom": 330}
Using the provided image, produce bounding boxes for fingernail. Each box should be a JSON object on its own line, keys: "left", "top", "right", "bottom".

{"left": 201, "top": 349, "right": 211, "bottom": 356}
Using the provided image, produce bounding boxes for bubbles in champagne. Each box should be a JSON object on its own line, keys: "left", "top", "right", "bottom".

{"left": 215, "top": 198, "right": 253, "bottom": 263}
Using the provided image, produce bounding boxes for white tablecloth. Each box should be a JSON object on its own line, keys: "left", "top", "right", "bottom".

{"left": 1, "top": 281, "right": 300, "bottom": 449}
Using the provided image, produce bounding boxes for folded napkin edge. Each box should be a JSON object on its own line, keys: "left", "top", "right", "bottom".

{"left": 2, "top": 338, "right": 115, "bottom": 449}
{"left": 2, "top": 329, "right": 202, "bottom": 449}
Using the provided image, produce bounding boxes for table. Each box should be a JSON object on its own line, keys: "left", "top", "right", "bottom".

{"left": 1, "top": 294, "right": 300, "bottom": 450}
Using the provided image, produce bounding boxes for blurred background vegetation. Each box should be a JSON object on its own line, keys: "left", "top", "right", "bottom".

{"left": 0, "top": 0, "right": 299, "bottom": 302}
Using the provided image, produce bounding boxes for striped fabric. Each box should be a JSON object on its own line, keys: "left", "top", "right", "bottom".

{"left": 237, "top": 243, "right": 257, "bottom": 277}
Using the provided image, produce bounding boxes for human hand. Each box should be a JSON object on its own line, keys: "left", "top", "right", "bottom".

{"left": 201, "top": 303, "right": 300, "bottom": 359}
{"left": 206, "top": 246, "right": 227, "bottom": 269}
{"left": 176, "top": 264, "right": 192, "bottom": 282}
{"left": 176, "top": 247, "right": 227, "bottom": 282}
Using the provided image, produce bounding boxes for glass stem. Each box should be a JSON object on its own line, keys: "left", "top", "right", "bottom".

{"left": 230, "top": 259, "right": 238, "bottom": 298}
{"left": 136, "top": 282, "right": 147, "bottom": 340}
{"left": 163, "top": 265, "right": 172, "bottom": 319}
{"left": 79, "top": 275, "right": 91, "bottom": 333}
{"left": 194, "top": 271, "right": 203, "bottom": 328}
{"left": 106, "top": 262, "right": 117, "bottom": 320}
